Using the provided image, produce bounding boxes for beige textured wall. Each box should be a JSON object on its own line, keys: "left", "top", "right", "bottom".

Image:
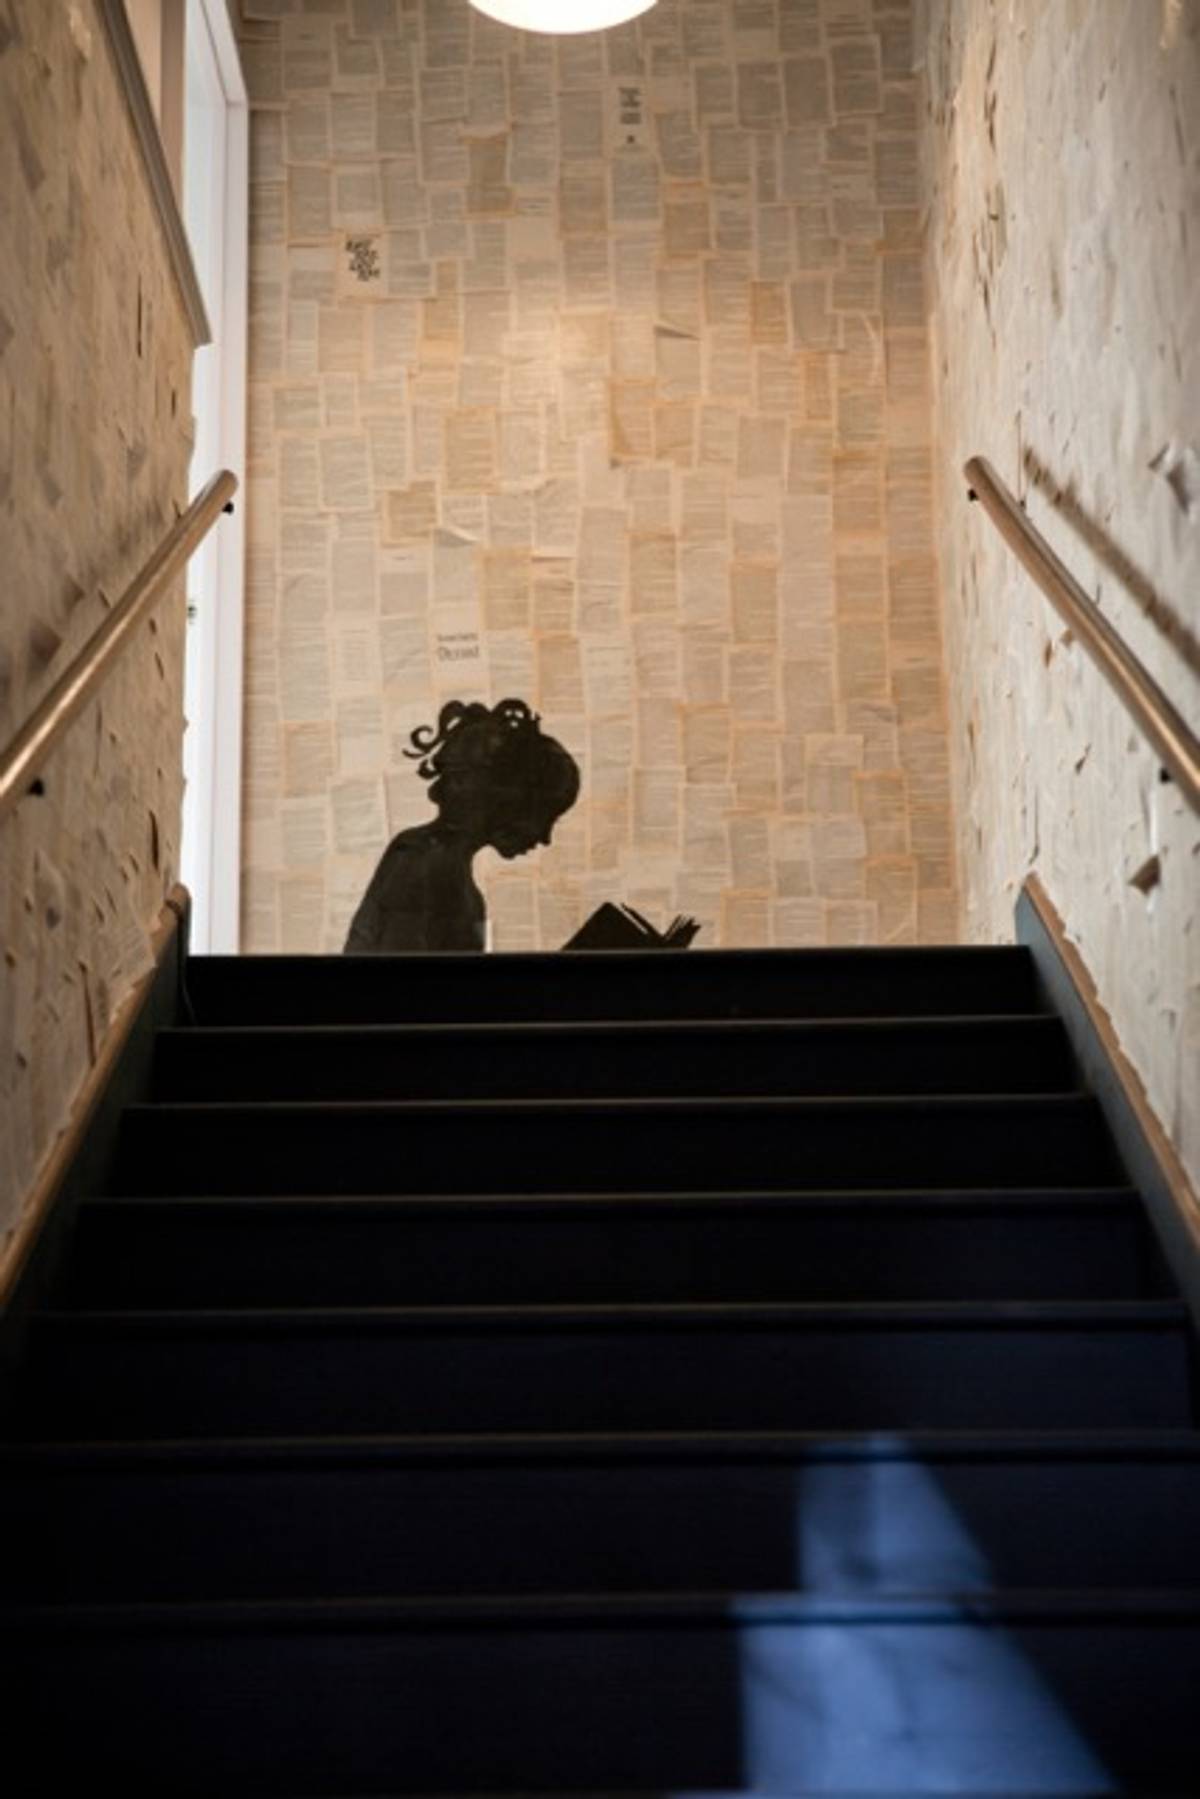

{"left": 125, "top": 0, "right": 165, "bottom": 116}
{"left": 237, "top": 0, "right": 957, "bottom": 953}
{"left": 0, "top": 0, "right": 195, "bottom": 1254}
{"left": 917, "top": 0, "right": 1200, "bottom": 1187}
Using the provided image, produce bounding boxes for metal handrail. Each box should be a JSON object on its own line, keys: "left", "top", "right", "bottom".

{"left": 0, "top": 469, "right": 238, "bottom": 824}
{"left": 965, "top": 455, "right": 1200, "bottom": 814}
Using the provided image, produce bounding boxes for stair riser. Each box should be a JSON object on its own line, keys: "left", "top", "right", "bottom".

{"left": 19, "top": 1322, "right": 1191, "bottom": 1437}
{"left": 7, "top": 1617, "right": 1199, "bottom": 1791}
{"left": 186, "top": 948, "right": 1044, "bottom": 1026}
{"left": 114, "top": 1099, "right": 1122, "bottom": 1195}
{"left": 151, "top": 1020, "right": 1076, "bottom": 1101}
{"left": 69, "top": 1203, "right": 1154, "bottom": 1306}
{"left": 9, "top": 1457, "right": 1200, "bottom": 1603}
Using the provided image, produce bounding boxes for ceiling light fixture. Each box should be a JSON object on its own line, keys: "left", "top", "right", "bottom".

{"left": 468, "top": 0, "right": 658, "bottom": 34}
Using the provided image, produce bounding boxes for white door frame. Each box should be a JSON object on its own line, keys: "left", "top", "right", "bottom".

{"left": 181, "top": 0, "right": 247, "bottom": 953}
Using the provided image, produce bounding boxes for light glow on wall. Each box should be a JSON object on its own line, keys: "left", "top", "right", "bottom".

{"left": 468, "top": 0, "right": 658, "bottom": 34}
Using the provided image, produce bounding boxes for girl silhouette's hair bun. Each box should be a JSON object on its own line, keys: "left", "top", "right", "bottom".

{"left": 404, "top": 698, "right": 542, "bottom": 782}
{"left": 402, "top": 697, "right": 579, "bottom": 826}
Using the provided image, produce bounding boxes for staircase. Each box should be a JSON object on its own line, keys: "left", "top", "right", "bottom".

{"left": 3, "top": 945, "right": 1199, "bottom": 1793}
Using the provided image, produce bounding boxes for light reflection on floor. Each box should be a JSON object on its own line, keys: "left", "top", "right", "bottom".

{"left": 727, "top": 1440, "right": 1116, "bottom": 1793}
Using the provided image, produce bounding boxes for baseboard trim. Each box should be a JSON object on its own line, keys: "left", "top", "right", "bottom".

{"left": 0, "top": 886, "right": 190, "bottom": 1344}
{"left": 1017, "top": 873, "right": 1200, "bottom": 1332}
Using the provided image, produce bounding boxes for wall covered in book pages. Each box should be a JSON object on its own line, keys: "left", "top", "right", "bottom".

{"left": 236, "top": 0, "right": 957, "bottom": 952}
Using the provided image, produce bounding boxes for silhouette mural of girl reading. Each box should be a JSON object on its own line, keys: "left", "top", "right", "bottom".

{"left": 345, "top": 699, "right": 580, "bottom": 954}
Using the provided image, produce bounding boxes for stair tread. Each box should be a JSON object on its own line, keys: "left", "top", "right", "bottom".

{"left": 159, "top": 1792, "right": 1171, "bottom": 1799}
{"left": 79, "top": 1185, "right": 1143, "bottom": 1214}
{"left": 127, "top": 1091, "right": 1096, "bottom": 1113}
{"left": 33, "top": 1297, "right": 1188, "bottom": 1334}
{"left": 161, "top": 1013, "right": 1064, "bottom": 1038}
{"left": 9, "top": 1425, "right": 1200, "bottom": 1470}
{"left": 11, "top": 1587, "right": 1200, "bottom": 1634}
{"left": 198, "top": 946, "right": 1034, "bottom": 962}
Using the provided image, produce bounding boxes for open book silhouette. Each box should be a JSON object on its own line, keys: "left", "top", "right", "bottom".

{"left": 564, "top": 903, "right": 700, "bottom": 951}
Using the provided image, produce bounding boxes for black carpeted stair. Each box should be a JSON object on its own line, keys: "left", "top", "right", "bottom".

{"left": 2, "top": 944, "right": 1198, "bottom": 1793}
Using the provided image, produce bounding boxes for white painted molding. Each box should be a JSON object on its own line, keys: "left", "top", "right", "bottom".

{"left": 208, "top": 59, "right": 248, "bottom": 953}
{"left": 96, "top": 0, "right": 211, "bottom": 347}
{"left": 180, "top": 0, "right": 247, "bottom": 953}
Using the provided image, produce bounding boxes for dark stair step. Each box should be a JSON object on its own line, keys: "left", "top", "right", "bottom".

{"left": 112, "top": 1095, "right": 1123, "bottom": 1196}
{"left": 7, "top": 1430, "right": 1200, "bottom": 1604}
{"left": 151, "top": 1015, "right": 1076, "bottom": 1101}
{"left": 185, "top": 945, "right": 1043, "bottom": 1026}
{"left": 67, "top": 1189, "right": 1157, "bottom": 1308}
{"left": 12, "top": 1301, "right": 1191, "bottom": 1439}
{"left": 4, "top": 1590, "right": 1199, "bottom": 1793}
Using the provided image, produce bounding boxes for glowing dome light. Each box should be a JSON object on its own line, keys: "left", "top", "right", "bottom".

{"left": 468, "top": 0, "right": 658, "bottom": 33}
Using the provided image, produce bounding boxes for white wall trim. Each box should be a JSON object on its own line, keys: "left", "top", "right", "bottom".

{"left": 207, "top": 85, "right": 248, "bottom": 952}
{"left": 180, "top": 0, "right": 247, "bottom": 953}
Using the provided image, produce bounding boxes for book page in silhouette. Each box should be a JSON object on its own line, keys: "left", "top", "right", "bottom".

{"left": 564, "top": 903, "right": 700, "bottom": 951}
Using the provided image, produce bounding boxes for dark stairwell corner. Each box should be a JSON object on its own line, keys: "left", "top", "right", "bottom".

{"left": 2, "top": 937, "right": 1200, "bottom": 1795}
